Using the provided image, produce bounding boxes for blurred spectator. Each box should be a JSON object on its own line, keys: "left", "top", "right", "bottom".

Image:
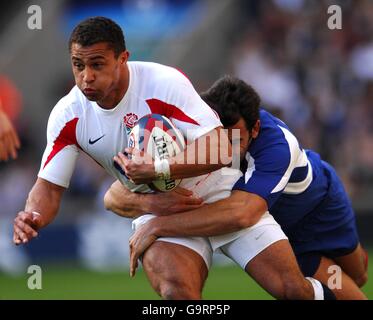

{"left": 0, "top": 75, "right": 22, "bottom": 122}
{"left": 0, "top": 75, "right": 22, "bottom": 161}
{"left": 0, "top": 105, "right": 20, "bottom": 161}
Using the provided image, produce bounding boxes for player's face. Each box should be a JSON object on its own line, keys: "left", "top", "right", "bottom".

{"left": 227, "top": 118, "right": 260, "bottom": 161}
{"left": 70, "top": 42, "right": 129, "bottom": 108}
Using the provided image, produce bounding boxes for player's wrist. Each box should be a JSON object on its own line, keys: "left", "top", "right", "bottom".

{"left": 149, "top": 217, "right": 163, "bottom": 237}
{"left": 141, "top": 194, "right": 154, "bottom": 213}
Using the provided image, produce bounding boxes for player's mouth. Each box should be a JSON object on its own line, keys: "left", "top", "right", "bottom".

{"left": 83, "top": 88, "right": 97, "bottom": 95}
{"left": 83, "top": 88, "right": 100, "bottom": 100}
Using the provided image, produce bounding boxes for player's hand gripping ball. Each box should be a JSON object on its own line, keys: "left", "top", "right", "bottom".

{"left": 128, "top": 114, "right": 185, "bottom": 191}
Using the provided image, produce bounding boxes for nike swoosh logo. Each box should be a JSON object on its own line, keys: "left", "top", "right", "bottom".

{"left": 255, "top": 231, "right": 266, "bottom": 241}
{"left": 89, "top": 134, "right": 105, "bottom": 145}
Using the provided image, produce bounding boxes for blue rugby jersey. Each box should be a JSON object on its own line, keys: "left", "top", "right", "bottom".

{"left": 233, "top": 109, "right": 334, "bottom": 230}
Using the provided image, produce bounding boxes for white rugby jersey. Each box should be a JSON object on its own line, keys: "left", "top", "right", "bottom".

{"left": 38, "top": 61, "right": 223, "bottom": 192}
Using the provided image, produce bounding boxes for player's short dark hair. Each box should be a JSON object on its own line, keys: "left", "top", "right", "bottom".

{"left": 68, "top": 16, "right": 126, "bottom": 57}
{"left": 201, "top": 76, "right": 260, "bottom": 131}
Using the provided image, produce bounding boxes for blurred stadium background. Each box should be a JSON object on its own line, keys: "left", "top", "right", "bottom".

{"left": 0, "top": 0, "right": 372, "bottom": 299}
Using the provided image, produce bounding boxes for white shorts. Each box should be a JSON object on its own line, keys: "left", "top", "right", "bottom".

{"left": 218, "top": 213, "right": 288, "bottom": 269}
{"left": 132, "top": 212, "right": 288, "bottom": 270}
{"left": 132, "top": 214, "right": 213, "bottom": 268}
{"left": 132, "top": 168, "right": 287, "bottom": 269}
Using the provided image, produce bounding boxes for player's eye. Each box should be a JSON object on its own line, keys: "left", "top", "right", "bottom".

{"left": 73, "top": 62, "right": 84, "bottom": 71}
{"left": 92, "top": 63, "right": 104, "bottom": 69}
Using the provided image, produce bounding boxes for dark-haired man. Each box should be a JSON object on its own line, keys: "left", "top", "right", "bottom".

{"left": 117, "top": 76, "right": 368, "bottom": 299}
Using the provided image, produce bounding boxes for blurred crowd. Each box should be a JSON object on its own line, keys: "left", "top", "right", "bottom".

{"left": 231, "top": 0, "right": 373, "bottom": 198}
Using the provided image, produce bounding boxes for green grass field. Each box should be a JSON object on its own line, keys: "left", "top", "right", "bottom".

{"left": 0, "top": 255, "right": 372, "bottom": 300}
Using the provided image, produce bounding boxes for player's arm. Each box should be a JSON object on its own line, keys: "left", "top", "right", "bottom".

{"left": 13, "top": 178, "right": 65, "bottom": 245}
{"left": 104, "top": 180, "right": 145, "bottom": 218}
{"left": 115, "top": 125, "right": 232, "bottom": 184}
{"left": 137, "top": 190, "right": 265, "bottom": 238}
{"left": 104, "top": 180, "right": 203, "bottom": 218}
{"left": 14, "top": 98, "right": 82, "bottom": 245}
{"left": 169, "top": 125, "right": 231, "bottom": 178}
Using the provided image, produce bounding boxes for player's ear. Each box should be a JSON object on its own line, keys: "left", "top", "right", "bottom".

{"left": 119, "top": 50, "right": 130, "bottom": 64}
{"left": 251, "top": 120, "right": 260, "bottom": 139}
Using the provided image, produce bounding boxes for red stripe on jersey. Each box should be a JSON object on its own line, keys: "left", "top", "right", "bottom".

{"left": 43, "top": 118, "right": 79, "bottom": 169}
{"left": 146, "top": 98, "right": 200, "bottom": 126}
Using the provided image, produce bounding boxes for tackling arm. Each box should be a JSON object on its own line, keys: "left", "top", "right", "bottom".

{"left": 104, "top": 180, "right": 204, "bottom": 218}
{"left": 104, "top": 180, "right": 148, "bottom": 218}
{"left": 143, "top": 190, "right": 267, "bottom": 238}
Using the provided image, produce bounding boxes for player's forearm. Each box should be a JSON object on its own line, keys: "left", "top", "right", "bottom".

{"left": 169, "top": 127, "right": 232, "bottom": 179}
{"left": 150, "top": 192, "right": 266, "bottom": 238}
{"left": 151, "top": 200, "right": 245, "bottom": 238}
{"left": 169, "top": 162, "right": 225, "bottom": 180}
{"left": 106, "top": 206, "right": 144, "bottom": 219}
{"left": 24, "top": 178, "right": 64, "bottom": 229}
{"left": 104, "top": 194, "right": 147, "bottom": 218}
{"left": 104, "top": 181, "right": 150, "bottom": 218}
{"left": 152, "top": 202, "right": 242, "bottom": 237}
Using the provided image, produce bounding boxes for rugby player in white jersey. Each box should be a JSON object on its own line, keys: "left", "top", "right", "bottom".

{"left": 13, "top": 17, "right": 331, "bottom": 300}
{"left": 7, "top": 15, "right": 235, "bottom": 294}
{"left": 12, "top": 16, "right": 225, "bottom": 296}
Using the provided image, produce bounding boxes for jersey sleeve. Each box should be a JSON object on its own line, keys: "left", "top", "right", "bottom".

{"left": 146, "top": 71, "right": 222, "bottom": 142}
{"left": 38, "top": 103, "right": 80, "bottom": 188}
{"left": 233, "top": 143, "right": 292, "bottom": 209}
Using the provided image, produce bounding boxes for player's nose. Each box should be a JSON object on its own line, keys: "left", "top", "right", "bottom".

{"left": 83, "top": 68, "right": 95, "bottom": 83}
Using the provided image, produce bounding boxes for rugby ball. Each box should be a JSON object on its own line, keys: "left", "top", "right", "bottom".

{"left": 128, "top": 114, "right": 185, "bottom": 192}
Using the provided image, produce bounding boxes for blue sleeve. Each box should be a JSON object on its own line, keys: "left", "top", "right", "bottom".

{"left": 233, "top": 143, "right": 291, "bottom": 209}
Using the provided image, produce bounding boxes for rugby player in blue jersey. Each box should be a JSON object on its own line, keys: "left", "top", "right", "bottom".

{"left": 116, "top": 76, "right": 367, "bottom": 299}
